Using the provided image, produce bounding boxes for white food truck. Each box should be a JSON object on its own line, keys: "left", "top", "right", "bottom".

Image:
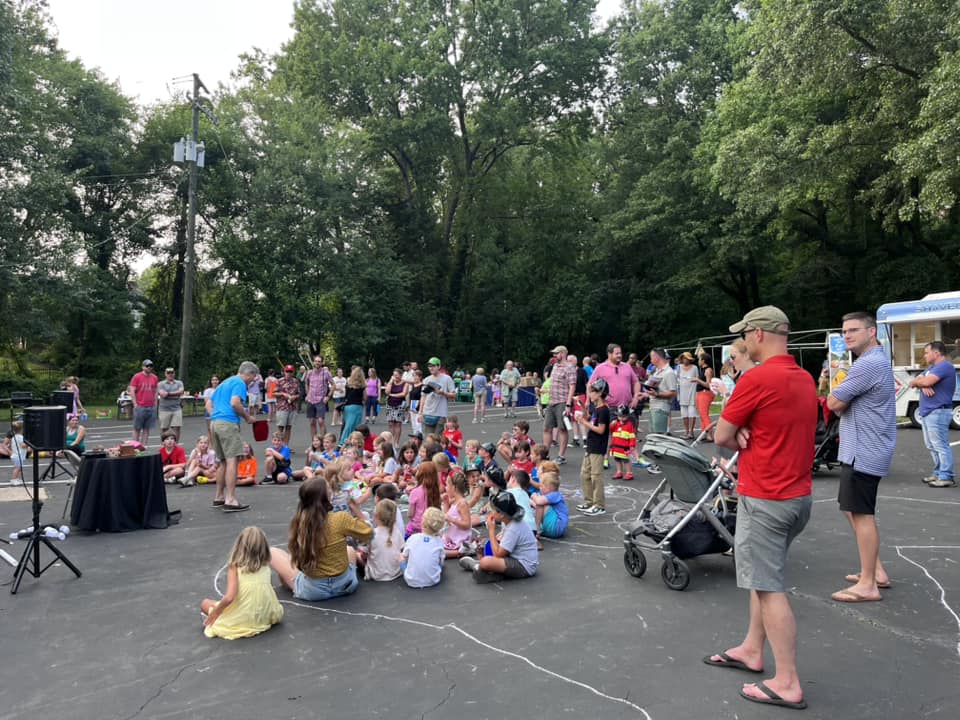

{"left": 876, "top": 291, "right": 960, "bottom": 429}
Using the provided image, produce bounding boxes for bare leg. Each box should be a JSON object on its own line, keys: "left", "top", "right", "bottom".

{"left": 835, "top": 511, "right": 885, "bottom": 598}
{"left": 709, "top": 590, "right": 765, "bottom": 671}
{"left": 557, "top": 428, "right": 569, "bottom": 458}
{"left": 741, "top": 591, "right": 804, "bottom": 705}
{"left": 213, "top": 460, "right": 226, "bottom": 503}
{"left": 222, "top": 456, "right": 240, "bottom": 505}
{"left": 270, "top": 547, "right": 299, "bottom": 591}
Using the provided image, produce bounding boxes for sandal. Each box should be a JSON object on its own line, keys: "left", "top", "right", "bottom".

{"left": 623, "top": 474, "right": 634, "bottom": 481}
{"left": 612, "top": 471, "right": 623, "bottom": 479}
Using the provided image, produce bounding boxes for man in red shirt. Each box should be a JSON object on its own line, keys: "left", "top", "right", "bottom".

{"left": 709, "top": 306, "right": 816, "bottom": 711}
{"left": 127, "top": 359, "right": 159, "bottom": 446}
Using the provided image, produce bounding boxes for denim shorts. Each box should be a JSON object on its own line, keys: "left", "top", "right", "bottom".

{"left": 294, "top": 564, "right": 359, "bottom": 601}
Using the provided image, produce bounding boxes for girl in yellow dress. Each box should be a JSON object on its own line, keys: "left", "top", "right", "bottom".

{"left": 201, "top": 527, "right": 284, "bottom": 639}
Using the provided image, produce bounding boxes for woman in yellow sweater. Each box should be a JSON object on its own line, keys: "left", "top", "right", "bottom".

{"left": 270, "top": 476, "right": 373, "bottom": 600}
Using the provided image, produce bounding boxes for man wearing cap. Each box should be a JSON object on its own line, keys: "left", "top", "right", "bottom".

{"left": 709, "top": 306, "right": 816, "bottom": 710}
{"left": 157, "top": 367, "right": 185, "bottom": 442}
{"left": 275, "top": 365, "right": 301, "bottom": 446}
{"left": 499, "top": 360, "right": 522, "bottom": 418}
{"left": 542, "top": 346, "right": 577, "bottom": 464}
{"left": 419, "top": 357, "right": 456, "bottom": 438}
{"left": 642, "top": 349, "right": 677, "bottom": 434}
{"left": 304, "top": 356, "right": 333, "bottom": 439}
{"left": 207, "top": 360, "right": 259, "bottom": 512}
{"left": 127, "top": 360, "right": 159, "bottom": 446}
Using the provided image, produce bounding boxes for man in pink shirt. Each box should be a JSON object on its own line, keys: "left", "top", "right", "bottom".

{"left": 127, "top": 359, "right": 159, "bottom": 446}
{"left": 589, "top": 344, "right": 641, "bottom": 412}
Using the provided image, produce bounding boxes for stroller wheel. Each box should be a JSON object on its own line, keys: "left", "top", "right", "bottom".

{"left": 661, "top": 558, "right": 691, "bottom": 591}
{"left": 623, "top": 547, "right": 647, "bottom": 578}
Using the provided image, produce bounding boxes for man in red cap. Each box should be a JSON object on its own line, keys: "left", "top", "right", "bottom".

{"left": 275, "top": 365, "right": 300, "bottom": 446}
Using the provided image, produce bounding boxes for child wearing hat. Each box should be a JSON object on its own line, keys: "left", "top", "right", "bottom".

{"left": 459, "top": 492, "right": 538, "bottom": 584}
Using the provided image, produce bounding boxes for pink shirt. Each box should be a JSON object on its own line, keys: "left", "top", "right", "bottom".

{"left": 405, "top": 485, "right": 427, "bottom": 535}
{"left": 129, "top": 371, "right": 158, "bottom": 408}
{"left": 589, "top": 361, "right": 639, "bottom": 409}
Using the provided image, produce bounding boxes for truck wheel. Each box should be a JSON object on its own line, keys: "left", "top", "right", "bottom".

{"left": 908, "top": 402, "right": 921, "bottom": 428}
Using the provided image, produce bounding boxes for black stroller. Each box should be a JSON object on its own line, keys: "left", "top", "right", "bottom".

{"left": 623, "top": 434, "right": 738, "bottom": 591}
{"left": 812, "top": 397, "right": 840, "bottom": 472}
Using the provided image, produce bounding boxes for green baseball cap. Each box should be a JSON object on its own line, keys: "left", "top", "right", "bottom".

{"left": 729, "top": 305, "right": 790, "bottom": 335}
{"left": 427, "top": 356, "right": 442, "bottom": 366}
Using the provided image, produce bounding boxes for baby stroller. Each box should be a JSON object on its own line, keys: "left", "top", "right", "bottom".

{"left": 623, "top": 434, "right": 738, "bottom": 591}
{"left": 812, "top": 397, "right": 839, "bottom": 472}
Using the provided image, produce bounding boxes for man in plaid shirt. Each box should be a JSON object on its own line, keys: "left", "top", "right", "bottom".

{"left": 542, "top": 345, "right": 577, "bottom": 464}
{"left": 305, "top": 355, "right": 333, "bottom": 439}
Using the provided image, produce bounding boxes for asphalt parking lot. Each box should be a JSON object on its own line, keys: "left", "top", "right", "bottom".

{"left": 0, "top": 404, "right": 957, "bottom": 719}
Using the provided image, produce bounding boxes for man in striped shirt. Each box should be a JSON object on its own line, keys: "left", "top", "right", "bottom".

{"left": 827, "top": 311, "right": 897, "bottom": 603}
{"left": 542, "top": 345, "right": 576, "bottom": 464}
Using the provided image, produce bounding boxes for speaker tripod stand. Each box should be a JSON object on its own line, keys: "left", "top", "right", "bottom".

{"left": 11, "top": 446, "right": 82, "bottom": 594}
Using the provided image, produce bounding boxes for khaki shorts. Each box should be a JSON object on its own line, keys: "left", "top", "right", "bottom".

{"left": 210, "top": 420, "right": 244, "bottom": 462}
{"left": 158, "top": 409, "right": 183, "bottom": 429}
{"left": 543, "top": 403, "right": 567, "bottom": 430}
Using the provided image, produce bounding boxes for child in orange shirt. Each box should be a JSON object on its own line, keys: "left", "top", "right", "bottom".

{"left": 237, "top": 443, "right": 258, "bottom": 486}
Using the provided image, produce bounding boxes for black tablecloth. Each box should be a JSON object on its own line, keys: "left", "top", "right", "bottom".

{"left": 70, "top": 454, "right": 169, "bottom": 532}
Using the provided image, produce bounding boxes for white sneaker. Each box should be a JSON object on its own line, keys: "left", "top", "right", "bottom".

{"left": 583, "top": 505, "right": 606, "bottom": 516}
{"left": 459, "top": 556, "right": 479, "bottom": 571}
{"left": 576, "top": 502, "right": 592, "bottom": 511}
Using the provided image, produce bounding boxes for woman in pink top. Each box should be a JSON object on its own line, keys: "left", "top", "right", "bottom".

{"left": 405, "top": 461, "right": 441, "bottom": 537}
{"left": 364, "top": 368, "right": 382, "bottom": 425}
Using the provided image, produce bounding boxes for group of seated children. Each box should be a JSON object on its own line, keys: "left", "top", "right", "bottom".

{"left": 161, "top": 433, "right": 218, "bottom": 486}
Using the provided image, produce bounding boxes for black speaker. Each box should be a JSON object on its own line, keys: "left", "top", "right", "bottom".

{"left": 23, "top": 406, "right": 67, "bottom": 451}
{"left": 50, "top": 390, "right": 75, "bottom": 409}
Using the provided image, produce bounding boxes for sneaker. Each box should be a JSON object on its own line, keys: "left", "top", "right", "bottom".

{"left": 602, "top": 458, "right": 609, "bottom": 469}
{"left": 480, "top": 417, "right": 485, "bottom": 423}
{"left": 260, "top": 476, "right": 276, "bottom": 485}
{"left": 922, "top": 475, "right": 938, "bottom": 484}
{"left": 459, "top": 556, "right": 479, "bottom": 572}
{"left": 556, "top": 456, "right": 566, "bottom": 465}
{"left": 576, "top": 502, "right": 592, "bottom": 511}
{"left": 472, "top": 418, "right": 478, "bottom": 424}
{"left": 647, "top": 464, "right": 662, "bottom": 475}
{"left": 583, "top": 505, "right": 606, "bottom": 516}
{"left": 179, "top": 478, "right": 196, "bottom": 487}
{"left": 571, "top": 439, "right": 581, "bottom": 447}
{"left": 551, "top": 441, "right": 559, "bottom": 447}
{"left": 928, "top": 479, "right": 956, "bottom": 488}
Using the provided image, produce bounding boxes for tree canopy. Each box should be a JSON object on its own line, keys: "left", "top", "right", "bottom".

{"left": 2, "top": 0, "right": 958, "bottom": 396}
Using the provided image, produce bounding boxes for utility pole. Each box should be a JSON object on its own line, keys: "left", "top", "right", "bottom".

{"left": 176, "top": 73, "right": 208, "bottom": 388}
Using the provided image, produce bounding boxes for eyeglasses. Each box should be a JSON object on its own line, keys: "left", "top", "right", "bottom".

{"left": 739, "top": 327, "right": 758, "bottom": 340}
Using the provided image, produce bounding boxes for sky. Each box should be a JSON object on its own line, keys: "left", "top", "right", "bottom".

{"left": 46, "top": 0, "right": 623, "bottom": 105}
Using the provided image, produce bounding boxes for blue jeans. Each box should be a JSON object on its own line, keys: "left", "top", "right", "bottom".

{"left": 339, "top": 404, "right": 362, "bottom": 446}
{"left": 920, "top": 408, "right": 954, "bottom": 480}
{"left": 294, "top": 564, "right": 359, "bottom": 601}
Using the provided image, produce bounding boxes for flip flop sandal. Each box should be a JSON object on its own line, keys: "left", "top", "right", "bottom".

{"left": 739, "top": 681, "right": 807, "bottom": 710}
{"left": 702, "top": 652, "right": 762, "bottom": 673}
{"left": 844, "top": 573, "right": 891, "bottom": 588}
{"left": 222, "top": 503, "right": 250, "bottom": 513}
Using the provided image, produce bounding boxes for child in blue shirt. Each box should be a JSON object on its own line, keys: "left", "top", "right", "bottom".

{"left": 531, "top": 471, "right": 568, "bottom": 539}
{"left": 262, "top": 432, "right": 292, "bottom": 484}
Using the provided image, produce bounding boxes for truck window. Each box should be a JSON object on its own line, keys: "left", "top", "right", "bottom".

{"left": 912, "top": 322, "right": 938, "bottom": 366}
{"left": 943, "top": 319, "right": 960, "bottom": 361}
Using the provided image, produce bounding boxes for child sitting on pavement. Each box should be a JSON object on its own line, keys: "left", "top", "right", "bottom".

{"left": 506, "top": 469, "right": 538, "bottom": 537}
{"left": 363, "top": 498, "right": 405, "bottom": 581}
{"left": 459, "top": 492, "right": 538, "bottom": 584}
{"left": 401, "top": 506, "right": 446, "bottom": 588}
{"left": 442, "top": 473, "right": 475, "bottom": 558}
{"left": 531, "top": 471, "right": 569, "bottom": 540}
{"left": 182, "top": 435, "right": 218, "bottom": 487}
{"left": 262, "top": 431, "right": 292, "bottom": 484}
{"left": 236, "top": 443, "right": 258, "bottom": 486}
{"left": 160, "top": 431, "right": 186, "bottom": 483}
{"left": 201, "top": 526, "right": 283, "bottom": 639}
